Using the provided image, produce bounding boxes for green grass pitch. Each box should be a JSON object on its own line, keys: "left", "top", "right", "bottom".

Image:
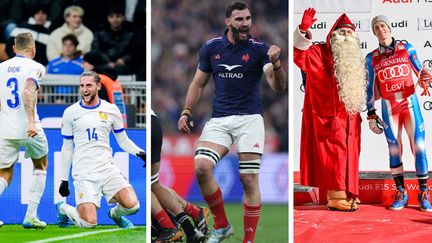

{"left": 204, "top": 203, "right": 288, "bottom": 242}
{"left": 0, "top": 204, "right": 287, "bottom": 242}
{"left": 0, "top": 225, "right": 146, "bottom": 243}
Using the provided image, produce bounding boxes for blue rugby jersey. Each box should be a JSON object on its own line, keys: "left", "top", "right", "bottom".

{"left": 198, "top": 31, "right": 270, "bottom": 118}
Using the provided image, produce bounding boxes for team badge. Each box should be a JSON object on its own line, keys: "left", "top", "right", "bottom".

{"left": 79, "top": 192, "right": 84, "bottom": 198}
{"left": 99, "top": 112, "right": 108, "bottom": 120}
{"left": 242, "top": 53, "right": 250, "bottom": 62}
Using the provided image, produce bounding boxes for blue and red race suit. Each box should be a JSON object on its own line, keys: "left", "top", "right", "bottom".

{"left": 366, "top": 38, "right": 428, "bottom": 179}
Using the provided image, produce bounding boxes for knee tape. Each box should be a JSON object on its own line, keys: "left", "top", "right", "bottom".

{"left": 195, "top": 147, "right": 220, "bottom": 166}
{"left": 77, "top": 218, "right": 97, "bottom": 228}
{"left": 151, "top": 172, "right": 159, "bottom": 185}
{"left": 239, "top": 159, "right": 261, "bottom": 174}
{"left": 125, "top": 202, "right": 140, "bottom": 215}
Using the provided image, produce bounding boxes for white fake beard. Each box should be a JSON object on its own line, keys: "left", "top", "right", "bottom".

{"left": 330, "top": 31, "right": 367, "bottom": 113}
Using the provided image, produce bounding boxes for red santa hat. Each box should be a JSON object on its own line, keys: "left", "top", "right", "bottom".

{"left": 335, "top": 14, "right": 356, "bottom": 31}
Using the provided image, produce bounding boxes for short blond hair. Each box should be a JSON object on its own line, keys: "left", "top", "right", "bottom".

{"left": 64, "top": 5, "right": 84, "bottom": 19}
{"left": 14, "top": 32, "right": 35, "bottom": 52}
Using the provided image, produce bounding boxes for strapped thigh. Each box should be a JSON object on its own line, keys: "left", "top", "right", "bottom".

{"left": 151, "top": 172, "right": 159, "bottom": 185}
{"left": 195, "top": 147, "right": 221, "bottom": 166}
{"left": 239, "top": 159, "right": 261, "bottom": 174}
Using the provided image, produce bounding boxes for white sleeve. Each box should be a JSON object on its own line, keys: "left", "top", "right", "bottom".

{"left": 27, "top": 63, "right": 46, "bottom": 90}
{"left": 112, "top": 104, "right": 125, "bottom": 133}
{"left": 61, "top": 108, "right": 73, "bottom": 138}
{"left": 61, "top": 139, "right": 73, "bottom": 181}
{"left": 114, "top": 131, "right": 144, "bottom": 155}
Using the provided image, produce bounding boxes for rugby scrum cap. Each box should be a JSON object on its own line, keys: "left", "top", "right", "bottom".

{"left": 335, "top": 14, "right": 356, "bottom": 31}
{"left": 371, "top": 15, "right": 391, "bottom": 33}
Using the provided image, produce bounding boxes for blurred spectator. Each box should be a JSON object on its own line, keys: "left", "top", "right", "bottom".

{"left": 46, "top": 5, "right": 93, "bottom": 61}
{"left": 20, "top": 0, "right": 64, "bottom": 31}
{"left": 47, "top": 34, "right": 83, "bottom": 75}
{"left": 0, "top": 0, "right": 23, "bottom": 43}
{"left": 6, "top": 4, "right": 51, "bottom": 65}
{"left": 130, "top": 0, "right": 145, "bottom": 80}
{"left": 83, "top": 51, "right": 128, "bottom": 127}
{"left": 92, "top": 6, "right": 134, "bottom": 75}
{"left": 46, "top": 34, "right": 83, "bottom": 102}
{"left": 151, "top": 0, "right": 288, "bottom": 151}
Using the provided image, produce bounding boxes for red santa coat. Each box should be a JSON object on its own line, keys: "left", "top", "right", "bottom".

{"left": 294, "top": 14, "right": 361, "bottom": 195}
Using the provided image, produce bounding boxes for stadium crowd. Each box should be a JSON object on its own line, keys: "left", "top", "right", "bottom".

{"left": 0, "top": 0, "right": 145, "bottom": 80}
{"left": 151, "top": 0, "right": 288, "bottom": 151}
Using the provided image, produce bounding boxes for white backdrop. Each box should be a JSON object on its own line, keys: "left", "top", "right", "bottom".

{"left": 293, "top": 0, "right": 432, "bottom": 172}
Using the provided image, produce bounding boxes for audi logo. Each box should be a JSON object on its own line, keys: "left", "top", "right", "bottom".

{"left": 424, "top": 101, "right": 432, "bottom": 111}
{"left": 423, "top": 60, "right": 432, "bottom": 69}
{"left": 377, "top": 64, "right": 410, "bottom": 80}
{"left": 300, "top": 83, "right": 305, "bottom": 92}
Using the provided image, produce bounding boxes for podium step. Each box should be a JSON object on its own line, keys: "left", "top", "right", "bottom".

{"left": 294, "top": 172, "right": 429, "bottom": 205}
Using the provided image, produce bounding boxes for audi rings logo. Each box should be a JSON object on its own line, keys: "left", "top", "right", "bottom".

{"left": 424, "top": 101, "right": 432, "bottom": 111}
{"left": 423, "top": 59, "right": 432, "bottom": 69}
{"left": 377, "top": 64, "right": 410, "bottom": 80}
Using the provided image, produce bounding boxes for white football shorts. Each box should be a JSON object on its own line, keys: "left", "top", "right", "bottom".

{"left": 73, "top": 166, "right": 131, "bottom": 208}
{"left": 199, "top": 114, "right": 265, "bottom": 154}
{"left": 0, "top": 128, "right": 48, "bottom": 168}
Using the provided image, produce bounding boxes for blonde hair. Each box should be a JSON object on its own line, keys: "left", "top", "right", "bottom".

{"left": 14, "top": 32, "right": 35, "bottom": 52}
{"left": 64, "top": 5, "right": 84, "bottom": 19}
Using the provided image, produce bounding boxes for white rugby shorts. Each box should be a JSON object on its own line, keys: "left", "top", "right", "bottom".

{"left": 0, "top": 128, "right": 48, "bottom": 168}
{"left": 199, "top": 114, "right": 265, "bottom": 154}
{"left": 73, "top": 166, "right": 131, "bottom": 208}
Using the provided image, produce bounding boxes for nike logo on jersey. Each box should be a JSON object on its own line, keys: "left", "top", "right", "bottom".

{"left": 73, "top": 117, "right": 81, "bottom": 121}
{"left": 218, "top": 64, "right": 242, "bottom": 71}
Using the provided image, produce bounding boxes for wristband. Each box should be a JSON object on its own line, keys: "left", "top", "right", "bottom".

{"left": 181, "top": 107, "right": 192, "bottom": 117}
{"left": 273, "top": 60, "right": 281, "bottom": 71}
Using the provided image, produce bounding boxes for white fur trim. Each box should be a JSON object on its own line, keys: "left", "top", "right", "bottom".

{"left": 293, "top": 27, "right": 312, "bottom": 51}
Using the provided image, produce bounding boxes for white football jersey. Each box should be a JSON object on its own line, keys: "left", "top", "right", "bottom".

{"left": 62, "top": 99, "right": 125, "bottom": 176}
{"left": 0, "top": 55, "right": 45, "bottom": 139}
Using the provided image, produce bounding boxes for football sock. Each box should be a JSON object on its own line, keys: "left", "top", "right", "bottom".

{"left": 243, "top": 203, "right": 261, "bottom": 243}
{"left": 110, "top": 203, "right": 140, "bottom": 218}
{"left": 204, "top": 187, "right": 228, "bottom": 229}
{"left": 0, "top": 177, "right": 8, "bottom": 196}
{"left": 25, "top": 170, "right": 46, "bottom": 219}
{"left": 60, "top": 203, "right": 96, "bottom": 228}
{"left": 419, "top": 178, "right": 428, "bottom": 190}
{"left": 184, "top": 202, "right": 201, "bottom": 220}
{"left": 175, "top": 212, "right": 197, "bottom": 238}
{"left": 155, "top": 209, "right": 176, "bottom": 229}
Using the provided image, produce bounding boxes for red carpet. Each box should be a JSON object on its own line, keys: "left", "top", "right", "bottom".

{"left": 295, "top": 204, "right": 432, "bottom": 242}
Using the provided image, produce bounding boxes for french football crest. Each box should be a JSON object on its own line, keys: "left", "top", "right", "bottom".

{"left": 99, "top": 111, "right": 108, "bottom": 120}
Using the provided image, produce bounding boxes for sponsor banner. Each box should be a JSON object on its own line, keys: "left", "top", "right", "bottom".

{"left": 418, "top": 17, "right": 432, "bottom": 30}
{"left": 0, "top": 129, "right": 146, "bottom": 224}
{"left": 294, "top": 0, "right": 372, "bottom": 14}
{"left": 159, "top": 154, "right": 288, "bottom": 203}
{"left": 294, "top": 1, "right": 432, "bottom": 172}
{"left": 359, "top": 179, "right": 429, "bottom": 205}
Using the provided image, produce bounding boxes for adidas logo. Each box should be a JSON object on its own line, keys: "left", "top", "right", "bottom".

{"left": 215, "top": 54, "right": 221, "bottom": 60}
{"left": 253, "top": 143, "right": 260, "bottom": 148}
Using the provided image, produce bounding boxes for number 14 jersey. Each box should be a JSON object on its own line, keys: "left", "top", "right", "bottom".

{"left": 61, "top": 99, "right": 125, "bottom": 176}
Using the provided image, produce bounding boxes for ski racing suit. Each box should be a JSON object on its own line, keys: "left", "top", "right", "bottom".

{"left": 366, "top": 38, "right": 428, "bottom": 179}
